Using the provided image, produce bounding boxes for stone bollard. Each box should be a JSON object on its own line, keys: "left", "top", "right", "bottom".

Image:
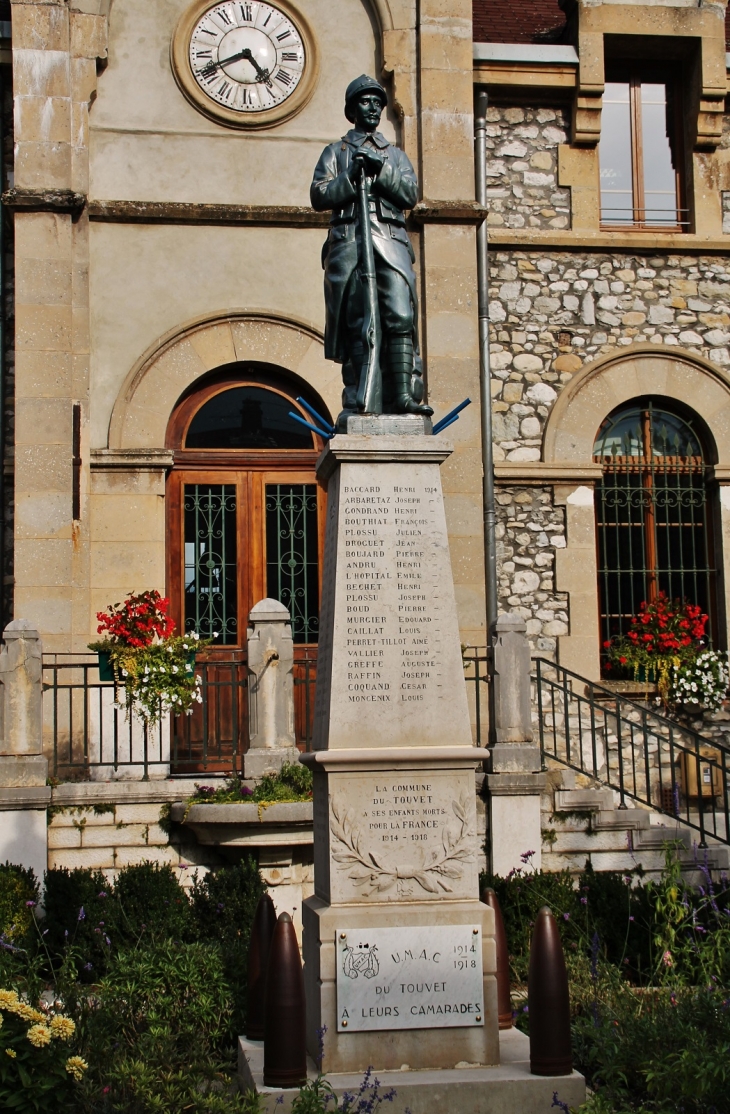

{"left": 244, "top": 599, "right": 300, "bottom": 780}
{"left": 481, "top": 887, "right": 512, "bottom": 1030}
{"left": 246, "top": 892, "right": 277, "bottom": 1040}
{"left": 528, "top": 906, "right": 572, "bottom": 1076}
{"left": 0, "top": 620, "right": 49, "bottom": 883}
{"left": 486, "top": 613, "right": 546, "bottom": 876}
{"left": 263, "top": 912, "right": 307, "bottom": 1087}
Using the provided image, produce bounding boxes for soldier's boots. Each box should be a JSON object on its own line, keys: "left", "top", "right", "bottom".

{"left": 389, "top": 336, "right": 433, "bottom": 416}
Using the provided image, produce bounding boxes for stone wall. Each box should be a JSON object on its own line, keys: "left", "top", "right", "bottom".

{"left": 47, "top": 785, "right": 315, "bottom": 936}
{"left": 485, "top": 105, "right": 571, "bottom": 231}
{"left": 2, "top": 70, "right": 13, "bottom": 630}
{"left": 490, "top": 251, "right": 730, "bottom": 463}
{"left": 495, "top": 486, "right": 568, "bottom": 655}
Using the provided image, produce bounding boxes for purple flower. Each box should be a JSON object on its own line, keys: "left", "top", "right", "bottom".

{"left": 629, "top": 916, "right": 635, "bottom": 922}
{"left": 98, "top": 891, "right": 107, "bottom": 898}
{"left": 25, "top": 900, "right": 36, "bottom": 908}
{"left": 563, "top": 913, "right": 570, "bottom": 921}
{"left": 580, "top": 897, "right": 587, "bottom": 905}
{"left": 520, "top": 850, "right": 536, "bottom": 864}
{"left": 552, "top": 1093, "right": 570, "bottom": 1113}
{"left": 78, "top": 906, "right": 86, "bottom": 922}
{"left": 84, "top": 962, "right": 93, "bottom": 971}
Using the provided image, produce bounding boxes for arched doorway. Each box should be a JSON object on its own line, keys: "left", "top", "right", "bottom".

{"left": 165, "top": 362, "right": 330, "bottom": 769}
{"left": 593, "top": 398, "right": 718, "bottom": 662}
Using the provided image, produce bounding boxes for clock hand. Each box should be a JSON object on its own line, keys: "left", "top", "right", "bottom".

{"left": 200, "top": 46, "right": 270, "bottom": 83}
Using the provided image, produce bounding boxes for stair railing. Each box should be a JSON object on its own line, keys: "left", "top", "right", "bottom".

{"left": 533, "top": 658, "right": 730, "bottom": 849}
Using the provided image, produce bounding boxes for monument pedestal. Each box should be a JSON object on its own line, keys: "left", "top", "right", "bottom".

{"left": 302, "top": 419, "right": 498, "bottom": 1074}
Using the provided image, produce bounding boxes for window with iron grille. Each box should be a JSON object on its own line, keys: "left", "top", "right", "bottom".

{"left": 594, "top": 400, "right": 717, "bottom": 664}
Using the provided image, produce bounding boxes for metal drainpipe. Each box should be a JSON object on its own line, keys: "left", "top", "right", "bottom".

{"left": 475, "top": 91, "right": 498, "bottom": 642}
{"left": 0, "top": 61, "right": 5, "bottom": 634}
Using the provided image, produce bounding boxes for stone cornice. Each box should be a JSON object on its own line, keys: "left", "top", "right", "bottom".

{"left": 3, "top": 188, "right": 86, "bottom": 217}
{"left": 485, "top": 229, "right": 730, "bottom": 252}
{"left": 90, "top": 448, "right": 175, "bottom": 471}
{"left": 495, "top": 463, "right": 603, "bottom": 485}
{"left": 88, "top": 199, "right": 329, "bottom": 227}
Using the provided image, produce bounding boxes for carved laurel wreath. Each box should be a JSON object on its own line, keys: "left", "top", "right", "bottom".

{"left": 330, "top": 792, "right": 474, "bottom": 897}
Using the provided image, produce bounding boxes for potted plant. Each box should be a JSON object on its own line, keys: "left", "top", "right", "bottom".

{"left": 89, "top": 591, "right": 210, "bottom": 724}
{"left": 604, "top": 594, "right": 728, "bottom": 710}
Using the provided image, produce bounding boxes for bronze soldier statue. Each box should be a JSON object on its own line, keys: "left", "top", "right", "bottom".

{"left": 311, "top": 75, "right": 432, "bottom": 427}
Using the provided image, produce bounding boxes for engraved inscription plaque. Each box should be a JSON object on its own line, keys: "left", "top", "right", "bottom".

{"left": 326, "top": 769, "right": 478, "bottom": 903}
{"left": 336, "top": 925, "right": 484, "bottom": 1032}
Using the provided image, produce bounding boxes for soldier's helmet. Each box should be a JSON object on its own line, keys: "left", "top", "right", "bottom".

{"left": 344, "top": 75, "right": 387, "bottom": 122}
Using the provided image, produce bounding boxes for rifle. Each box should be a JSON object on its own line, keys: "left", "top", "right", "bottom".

{"left": 355, "top": 167, "right": 382, "bottom": 413}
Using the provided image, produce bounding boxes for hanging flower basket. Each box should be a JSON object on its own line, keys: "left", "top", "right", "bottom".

{"left": 88, "top": 590, "right": 213, "bottom": 725}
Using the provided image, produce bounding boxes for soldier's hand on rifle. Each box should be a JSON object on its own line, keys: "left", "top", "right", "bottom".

{"left": 351, "top": 148, "right": 384, "bottom": 181}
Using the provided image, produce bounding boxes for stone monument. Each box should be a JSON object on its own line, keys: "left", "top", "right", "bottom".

{"left": 301, "top": 417, "right": 499, "bottom": 1073}
{"left": 244, "top": 599, "right": 301, "bottom": 780}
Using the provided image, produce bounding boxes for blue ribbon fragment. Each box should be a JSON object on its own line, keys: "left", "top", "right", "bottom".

{"left": 432, "top": 397, "right": 472, "bottom": 435}
{"left": 289, "top": 411, "right": 333, "bottom": 440}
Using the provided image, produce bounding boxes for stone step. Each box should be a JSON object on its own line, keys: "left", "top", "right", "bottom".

{"left": 634, "top": 826, "right": 691, "bottom": 851}
{"left": 555, "top": 787, "right": 614, "bottom": 812}
{"left": 593, "top": 808, "right": 651, "bottom": 832}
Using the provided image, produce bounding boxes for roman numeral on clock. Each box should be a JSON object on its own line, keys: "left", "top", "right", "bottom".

{"left": 275, "top": 68, "right": 292, "bottom": 86}
{"left": 216, "top": 6, "right": 233, "bottom": 24}
{"left": 281, "top": 51, "right": 298, "bottom": 62}
{"left": 218, "top": 79, "right": 233, "bottom": 101}
{"left": 239, "top": 3, "right": 252, "bottom": 20}
{"left": 275, "top": 29, "right": 291, "bottom": 42}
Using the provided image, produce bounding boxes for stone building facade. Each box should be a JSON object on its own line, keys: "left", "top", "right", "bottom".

{"left": 3, "top": 0, "right": 730, "bottom": 883}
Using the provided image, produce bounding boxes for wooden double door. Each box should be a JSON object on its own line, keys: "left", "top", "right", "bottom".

{"left": 165, "top": 371, "right": 327, "bottom": 770}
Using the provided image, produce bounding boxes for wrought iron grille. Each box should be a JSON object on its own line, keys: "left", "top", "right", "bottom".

{"left": 594, "top": 401, "right": 714, "bottom": 656}
{"left": 265, "top": 484, "right": 319, "bottom": 643}
{"left": 184, "top": 484, "right": 238, "bottom": 643}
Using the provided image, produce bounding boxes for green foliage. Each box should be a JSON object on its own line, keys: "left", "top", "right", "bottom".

{"left": 190, "top": 857, "right": 266, "bottom": 1034}
{"left": 78, "top": 941, "right": 250, "bottom": 1112}
{"left": 573, "top": 982, "right": 730, "bottom": 1114}
{"left": 253, "top": 761, "right": 313, "bottom": 803}
{"left": 191, "top": 762, "right": 313, "bottom": 806}
{"left": 0, "top": 863, "right": 39, "bottom": 942}
{"left": 0, "top": 986, "right": 87, "bottom": 1114}
{"left": 114, "top": 861, "right": 192, "bottom": 943}
{"left": 42, "top": 867, "right": 115, "bottom": 976}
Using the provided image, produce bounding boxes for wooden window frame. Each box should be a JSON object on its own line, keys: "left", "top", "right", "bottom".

{"left": 599, "top": 68, "right": 687, "bottom": 233}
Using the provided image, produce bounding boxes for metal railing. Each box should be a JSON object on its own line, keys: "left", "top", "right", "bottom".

{"left": 44, "top": 646, "right": 488, "bottom": 779}
{"left": 43, "top": 649, "right": 318, "bottom": 780}
{"left": 534, "top": 658, "right": 730, "bottom": 848}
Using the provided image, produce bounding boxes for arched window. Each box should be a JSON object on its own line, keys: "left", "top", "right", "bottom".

{"left": 166, "top": 364, "right": 328, "bottom": 648}
{"left": 593, "top": 399, "right": 717, "bottom": 658}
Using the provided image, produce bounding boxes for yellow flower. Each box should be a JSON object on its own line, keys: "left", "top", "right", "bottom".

{"left": 14, "top": 1003, "right": 45, "bottom": 1023}
{"left": 5, "top": 1048, "right": 16, "bottom": 1058}
{"left": 0, "top": 990, "right": 19, "bottom": 1010}
{"left": 49, "top": 1015, "right": 75, "bottom": 1041}
{"left": 65, "top": 1055, "right": 88, "bottom": 1082}
{"left": 27, "top": 1023, "right": 52, "bottom": 1048}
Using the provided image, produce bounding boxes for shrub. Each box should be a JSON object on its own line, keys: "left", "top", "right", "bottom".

{"left": 42, "top": 867, "right": 116, "bottom": 976}
{"left": 79, "top": 941, "right": 249, "bottom": 1112}
{"left": 0, "top": 862, "right": 39, "bottom": 942}
{"left": 190, "top": 857, "right": 266, "bottom": 1034}
{"left": 113, "top": 861, "right": 192, "bottom": 943}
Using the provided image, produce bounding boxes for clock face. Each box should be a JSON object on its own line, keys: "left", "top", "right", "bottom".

{"left": 189, "top": 2, "right": 305, "bottom": 114}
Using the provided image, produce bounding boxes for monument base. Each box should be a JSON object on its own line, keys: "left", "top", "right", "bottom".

{"left": 243, "top": 746, "right": 301, "bottom": 780}
{"left": 238, "top": 1028, "right": 586, "bottom": 1114}
{"left": 302, "top": 891, "right": 498, "bottom": 1074}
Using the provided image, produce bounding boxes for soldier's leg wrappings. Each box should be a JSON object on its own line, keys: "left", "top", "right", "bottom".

{"left": 388, "top": 335, "right": 433, "bottom": 416}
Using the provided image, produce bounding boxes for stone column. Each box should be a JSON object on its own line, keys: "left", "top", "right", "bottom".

{"left": 486, "top": 614, "right": 546, "bottom": 877}
{"left": 0, "top": 619, "right": 50, "bottom": 883}
{"left": 244, "top": 599, "right": 300, "bottom": 780}
{"left": 302, "top": 417, "right": 498, "bottom": 1075}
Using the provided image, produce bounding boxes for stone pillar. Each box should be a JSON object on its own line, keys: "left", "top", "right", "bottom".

{"left": 302, "top": 417, "right": 498, "bottom": 1075}
{"left": 243, "top": 599, "right": 300, "bottom": 780}
{"left": 487, "top": 614, "right": 546, "bottom": 877}
{"left": 0, "top": 620, "right": 50, "bottom": 884}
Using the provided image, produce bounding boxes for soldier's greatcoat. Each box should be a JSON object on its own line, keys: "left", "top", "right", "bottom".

{"left": 310, "top": 128, "right": 419, "bottom": 363}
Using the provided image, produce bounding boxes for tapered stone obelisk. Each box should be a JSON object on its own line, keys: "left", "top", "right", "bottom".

{"left": 302, "top": 415, "right": 498, "bottom": 1074}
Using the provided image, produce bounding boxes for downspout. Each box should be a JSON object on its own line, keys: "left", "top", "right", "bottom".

{"left": 475, "top": 91, "right": 498, "bottom": 657}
